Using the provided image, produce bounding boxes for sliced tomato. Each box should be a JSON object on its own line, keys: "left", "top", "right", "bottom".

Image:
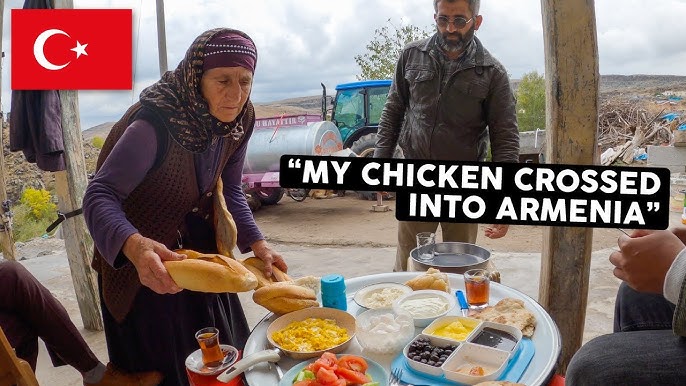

{"left": 293, "top": 381, "right": 314, "bottom": 386}
{"left": 336, "top": 355, "right": 368, "bottom": 373}
{"left": 333, "top": 367, "right": 370, "bottom": 384}
{"left": 315, "top": 367, "right": 339, "bottom": 385}
{"left": 309, "top": 360, "right": 338, "bottom": 374}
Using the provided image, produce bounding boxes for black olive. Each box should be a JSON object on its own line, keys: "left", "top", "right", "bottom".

{"left": 428, "top": 361, "right": 435, "bottom": 366}
{"left": 413, "top": 355, "right": 422, "bottom": 361}
{"left": 420, "top": 358, "right": 428, "bottom": 364}
{"left": 436, "top": 361, "right": 444, "bottom": 366}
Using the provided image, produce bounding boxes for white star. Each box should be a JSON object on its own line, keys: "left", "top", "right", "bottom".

{"left": 70, "top": 41, "right": 88, "bottom": 59}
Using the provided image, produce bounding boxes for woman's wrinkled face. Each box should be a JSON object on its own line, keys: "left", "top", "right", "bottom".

{"left": 200, "top": 66, "right": 253, "bottom": 123}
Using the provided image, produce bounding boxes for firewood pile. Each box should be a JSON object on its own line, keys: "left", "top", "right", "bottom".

{"left": 598, "top": 98, "right": 680, "bottom": 166}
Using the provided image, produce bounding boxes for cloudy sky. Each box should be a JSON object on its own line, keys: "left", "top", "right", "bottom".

{"left": 3, "top": 0, "right": 686, "bottom": 130}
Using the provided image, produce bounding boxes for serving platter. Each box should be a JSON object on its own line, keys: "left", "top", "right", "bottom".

{"left": 244, "top": 272, "right": 561, "bottom": 386}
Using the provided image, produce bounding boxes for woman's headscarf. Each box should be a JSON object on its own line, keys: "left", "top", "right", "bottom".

{"left": 139, "top": 28, "right": 257, "bottom": 153}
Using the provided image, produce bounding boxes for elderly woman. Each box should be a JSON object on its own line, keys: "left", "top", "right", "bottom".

{"left": 83, "top": 28, "right": 287, "bottom": 386}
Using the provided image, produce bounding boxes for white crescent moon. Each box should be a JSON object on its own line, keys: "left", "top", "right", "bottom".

{"left": 33, "top": 29, "right": 71, "bottom": 70}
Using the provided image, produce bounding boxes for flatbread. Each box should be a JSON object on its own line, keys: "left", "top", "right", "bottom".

{"left": 469, "top": 298, "right": 536, "bottom": 337}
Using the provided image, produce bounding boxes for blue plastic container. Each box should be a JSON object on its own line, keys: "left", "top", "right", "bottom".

{"left": 321, "top": 274, "right": 347, "bottom": 311}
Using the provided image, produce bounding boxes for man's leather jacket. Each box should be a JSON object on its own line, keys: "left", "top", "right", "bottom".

{"left": 374, "top": 36, "right": 520, "bottom": 163}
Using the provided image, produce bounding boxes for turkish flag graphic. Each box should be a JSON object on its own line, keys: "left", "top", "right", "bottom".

{"left": 11, "top": 9, "right": 132, "bottom": 90}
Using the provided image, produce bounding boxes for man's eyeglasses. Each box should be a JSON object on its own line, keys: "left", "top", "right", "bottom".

{"left": 436, "top": 15, "right": 474, "bottom": 29}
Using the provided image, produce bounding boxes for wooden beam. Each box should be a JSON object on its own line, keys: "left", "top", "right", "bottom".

{"left": 540, "top": 0, "right": 600, "bottom": 374}
{"left": 0, "top": 0, "right": 17, "bottom": 261}
{"left": 53, "top": 0, "right": 103, "bottom": 331}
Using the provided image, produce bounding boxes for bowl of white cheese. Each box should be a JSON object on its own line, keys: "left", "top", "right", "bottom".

{"left": 353, "top": 282, "right": 413, "bottom": 310}
{"left": 393, "top": 290, "right": 456, "bottom": 328}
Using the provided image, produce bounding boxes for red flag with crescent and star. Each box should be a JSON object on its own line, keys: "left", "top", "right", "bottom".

{"left": 11, "top": 9, "right": 133, "bottom": 90}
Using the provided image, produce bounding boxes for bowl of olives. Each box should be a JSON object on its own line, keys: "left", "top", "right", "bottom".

{"left": 402, "top": 334, "right": 459, "bottom": 376}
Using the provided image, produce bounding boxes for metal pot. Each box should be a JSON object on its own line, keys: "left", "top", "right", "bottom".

{"left": 410, "top": 242, "right": 491, "bottom": 274}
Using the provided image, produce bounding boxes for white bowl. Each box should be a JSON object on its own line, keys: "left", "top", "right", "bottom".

{"left": 353, "top": 282, "right": 413, "bottom": 310}
{"left": 392, "top": 290, "right": 456, "bottom": 328}
{"left": 402, "top": 334, "right": 460, "bottom": 376}
{"left": 441, "top": 342, "right": 510, "bottom": 385}
{"left": 422, "top": 316, "right": 482, "bottom": 343}
{"left": 355, "top": 308, "right": 415, "bottom": 355}
{"left": 467, "top": 320, "right": 523, "bottom": 353}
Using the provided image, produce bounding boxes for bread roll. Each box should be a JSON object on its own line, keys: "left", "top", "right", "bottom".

{"left": 165, "top": 250, "right": 258, "bottom": 293}
{"left": 405, "top": 268, "right": 450, "bottom": 292}
{"left": 240, "top": 257, "right": 292, "bottom": 288}
{"left": 253, "top": 282, "right": 319, "bottom": 314}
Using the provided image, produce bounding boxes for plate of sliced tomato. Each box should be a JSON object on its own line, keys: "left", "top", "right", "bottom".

{"left": 279, "top": 352, "right": 387, "bottom": 386}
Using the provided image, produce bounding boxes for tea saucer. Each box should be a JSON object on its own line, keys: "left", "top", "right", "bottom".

{"left": 185, "top": 344, "right": 238, "bottom": 375}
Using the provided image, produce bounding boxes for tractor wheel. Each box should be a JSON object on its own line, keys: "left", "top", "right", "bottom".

{"left": 350, "top": 133, "right": 402, "bottom": 200}
{"left": 254, "top": 188, "right": 285, "bottom": 205}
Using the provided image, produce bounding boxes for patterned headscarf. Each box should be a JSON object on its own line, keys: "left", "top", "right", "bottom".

{"left": 139, "top": 28, "right": 257, "bottom": 153}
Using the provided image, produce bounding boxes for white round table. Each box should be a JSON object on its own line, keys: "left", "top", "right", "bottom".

{"left": 243, "top": 272, "right": 561, "bottom": 386}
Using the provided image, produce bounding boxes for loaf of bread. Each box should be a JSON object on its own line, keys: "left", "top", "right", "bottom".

{"left": 164, "top": 249, "right": 258, "bottom": 293}
{"left": 405, "top": 267, "right": 450, "bottom": 292}
{"left": 240, "top": 257, "right": 292, "bottom": 288}
{"left": 252, "top": 281, "right": 319, "bottom": 314}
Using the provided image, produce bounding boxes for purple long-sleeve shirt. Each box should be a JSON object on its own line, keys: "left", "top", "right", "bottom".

{"left": 83, "top": 119, "right": 263, "bottom": 267}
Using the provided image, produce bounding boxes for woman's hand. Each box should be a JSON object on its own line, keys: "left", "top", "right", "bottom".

{"left": 250, "top": 239, "right": 288, "bottom": 279}
{"left": 484, "top": 224, "right": 509, "bottom": 239}
{"left": 122, "top": 233, "right": 185, "bottom": 294}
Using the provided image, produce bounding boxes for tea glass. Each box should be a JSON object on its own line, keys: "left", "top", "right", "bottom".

{"left": 463, "top": 269, "right": 490, "bottom": 309}
{"left": 195, "top": 327, "right": 224, "bottom": 367}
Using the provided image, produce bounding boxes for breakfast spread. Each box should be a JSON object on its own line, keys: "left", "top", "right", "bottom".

{"left": 470, "top": 298, "right": 537, "bottom": 337}
{"left": 431, "top": 320, "right": 476, "bottom": 341}
{"left": 271, "top": 318, "right": 349, "bottom": 352}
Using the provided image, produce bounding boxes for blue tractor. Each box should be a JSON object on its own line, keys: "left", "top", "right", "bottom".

{"left": 322, "top": 79, "right": 401, "bottom": 199}
{"left": 324, "top": 80, "right": 393, "bottom": 158}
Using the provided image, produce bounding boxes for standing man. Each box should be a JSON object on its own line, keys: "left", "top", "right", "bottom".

{"left": 374, "top": 0, "right": 520, "bottom": 271}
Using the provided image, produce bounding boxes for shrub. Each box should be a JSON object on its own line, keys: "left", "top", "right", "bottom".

{"left": 11, "top": 203, "right": 56, "bottom": 242}
{"left": 20, "top": 188, "right": 57, "bottom": 220}
{"left": 92, "top": 136, "right": 105, "bottom": 149}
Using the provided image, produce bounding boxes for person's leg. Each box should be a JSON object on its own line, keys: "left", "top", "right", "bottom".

{"left": 440, "top": 222, "right": 479, "bottom": 244}
{"left": 0, "top": 261, "right": 100, "bottom": 373}
{"left": 614, "top": 282, "right": 675, "bottom": 332}
{"left": 396, "top": 221, "right": 439, "bottom": 271}
{"left": 566, "top": 329, "right": 686, "bottom": 385}
{"left": 0, "top": 311, "right": 39, "bottom": 370}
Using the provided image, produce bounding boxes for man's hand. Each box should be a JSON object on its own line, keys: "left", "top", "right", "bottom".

{"left": 484, "top": 224, "right": 509, "bottom": 239}
{"left": 251, "top": 239, "right": 288, "bottom": 279}
{"left": 609, "top": 230, "right": 685, "bottom": 294}
{"left": 122, "top": 233, "right": 185, "bottom": 294}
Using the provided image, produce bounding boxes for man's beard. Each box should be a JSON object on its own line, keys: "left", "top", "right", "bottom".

{"left": 436, "top": 25, "right": 475, "bottom": 54}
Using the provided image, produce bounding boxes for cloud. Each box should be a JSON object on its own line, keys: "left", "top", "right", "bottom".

{"left": 3, "top": 0, "right": 686, "bottom": 130}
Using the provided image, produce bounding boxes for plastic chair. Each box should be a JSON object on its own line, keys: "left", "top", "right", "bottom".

{"left": 0, "top": 326, "right": 39, "bottom": 386}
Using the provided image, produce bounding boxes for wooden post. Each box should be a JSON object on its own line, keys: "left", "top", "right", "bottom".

{"left": 156, "top": 0, "right": 168, "bottom": 76}
{"left": 0, "top": 0, "right": 17, "bottom": 261}
{"left": 539, "top": 0, "right": 600, "bottom": 373}
{"left": 52, "top": 0, "right": 103, "bottom": 331}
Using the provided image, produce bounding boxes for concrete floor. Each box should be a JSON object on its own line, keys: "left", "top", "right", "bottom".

{"left": 8, "top": 211, "right": 682, "bottom": 385}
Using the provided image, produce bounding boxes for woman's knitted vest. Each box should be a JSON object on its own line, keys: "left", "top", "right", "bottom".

{"left": 91, "top": 102, "right": 253, "bottom": 322}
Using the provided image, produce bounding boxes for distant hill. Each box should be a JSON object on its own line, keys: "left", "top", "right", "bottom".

{"left": 82, "top": 74, "right": 686, "bottom": 140}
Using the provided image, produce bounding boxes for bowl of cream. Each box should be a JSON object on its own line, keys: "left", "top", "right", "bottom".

{"left": 393, "top": 290, "right": 457, "bottom": 328}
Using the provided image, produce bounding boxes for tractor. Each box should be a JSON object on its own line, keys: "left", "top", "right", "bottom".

{"left": 323, "top": 79, "right": 393, "bottom": 159}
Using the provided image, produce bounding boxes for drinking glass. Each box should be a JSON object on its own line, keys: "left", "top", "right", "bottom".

{"left": 195, "top": 327, "right": 224, "bottom": 367}
{"left": 416, "top": 232, "right": 436, "bottom": 262}
{"left": 464, "top": 269, "right": 490, "bottom": 309}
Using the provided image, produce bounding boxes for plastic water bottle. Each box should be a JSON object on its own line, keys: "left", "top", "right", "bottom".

{"left": 321, "top": 274, "right": 347, "bottom": 311}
